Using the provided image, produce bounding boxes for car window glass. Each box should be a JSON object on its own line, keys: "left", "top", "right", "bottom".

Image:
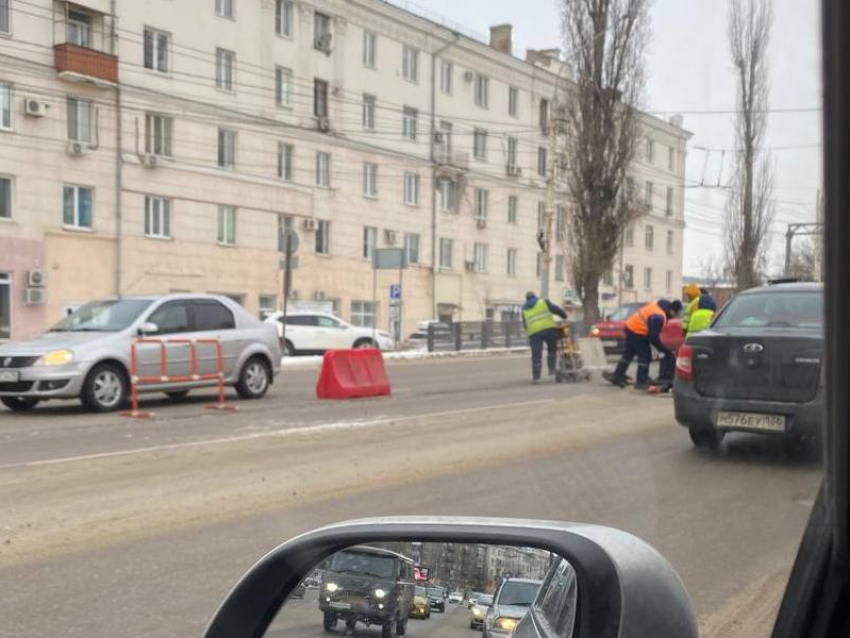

{"left": 193, "top": 301, "right": 235, "bottom": 331}
{"left": 281, "top": 315, "right": 318, "bottom": 327}
{"left": 147, "top": 302, "right": 191, "bottom": 334}
{"left": 536, "top": 558, "right": 577, "bottom": 638}
{"left": 713, "top": 291, "right": 823, "bottom": 330}
{"left": 317, "top": 316, "right": 341, "bottom": 328}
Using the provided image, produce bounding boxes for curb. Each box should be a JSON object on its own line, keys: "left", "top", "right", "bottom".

{"left": 281, "top": 347, "right": 529, "bottom": 370}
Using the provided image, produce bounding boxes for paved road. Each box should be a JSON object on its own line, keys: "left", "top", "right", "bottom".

{"left": 0, "top": 355, "right": 822, "bottom": 637}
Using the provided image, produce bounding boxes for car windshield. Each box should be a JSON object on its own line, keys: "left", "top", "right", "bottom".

{"left": 497, "top": 581, "right": 540, "bottom": 606}
{"left": 713, "top": 291, "right": 823, "bottom": 330}
{"left": 327, "top": 551, "right": 395, "bottom": 579}
{"left": 428, "top": 589, "right": 442, "bottom": 597}
{"left": 477, "top": 595, "right": 493, "bottom": 606}
{"left": 49, "top": 300, "right": 153, "bottom": 332}
{"left": 415, "top": 586, "right": 426, "bottom": 597}
{"left": 609, "top": 304, "right": 641, "bottom": 321}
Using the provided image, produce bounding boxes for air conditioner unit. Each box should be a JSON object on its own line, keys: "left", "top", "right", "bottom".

{"left": 66, "top": 141, "right": 88, "bottom": 156}
{"left": 25, "top": 98, "right": 48, "bottom": 117}
{"left": 464, "top": 259, "right": 476, "bottom": 272}
{"left": 303, "top": 217, "right": 318, "bottom": 231}
{"left": 317, "top": 117, "right": 331, "bottom": 132}
{"left": 24, "top": 288, "right": 47, "bottom": 306}
{"left": 383, "top": 229, "right": 398, "bottom": 245}
{"left": 27, "top": 269, "right": 47, "bottom": 287}
{"left": 315, "top": 290, "right": 328, "bottom": 301}
{"left": 140, "top": 153, "right": 160, "bottom": 168}
{"left": 506, "top": 165, "right": 521, "bottom": 177}
{"left": 315, "top": 32, "right": 333, "bottom": 53}
{"left": 475, "top": 217, "right": 487, "bottom": 229}
{"left": 463, "top": 70, "right": 474, "bottom": 82}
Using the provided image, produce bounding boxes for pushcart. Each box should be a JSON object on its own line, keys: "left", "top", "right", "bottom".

{"left": 554, "top": 322, "right": 592, "bottom": 383}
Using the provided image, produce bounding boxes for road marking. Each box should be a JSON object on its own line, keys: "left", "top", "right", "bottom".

{"left": 0, "top": 399, "right": 556, "bottom": 471}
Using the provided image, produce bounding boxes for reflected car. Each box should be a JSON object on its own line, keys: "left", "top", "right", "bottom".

{"left": 469, "top": 593, "right": 493, "bottom": 630}
{"left": 0, "top": 295, "right": 281, "bottom": 413}
{"left": 467, "top": 591, "right": 486, "bottom": 609}
{"left": 409, "top": 586, "right": 431, "bottom": 619}
{"left": 513, "top": 559, "right": 577, "bottom": 638}
{"left": 673, "top": 283, "right": 824, "bottom": 450}
{"left": 483, "top": 578, "right": 542, "bottom": 638}
{"left": 589, "top": 301, "right": 684, "bottom": 354}
{"left": 264, "top": 311, "right": 394, "bottom": 355}
{"left": 449, "top": 591, "right": 463, "bottom": 604}
{"left": 427, "top": 587, "right": 446, "bottom": 613}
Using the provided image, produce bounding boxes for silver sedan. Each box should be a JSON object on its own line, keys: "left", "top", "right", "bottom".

{"left": 0, "top": 294, "right": 281, "bottom": 412}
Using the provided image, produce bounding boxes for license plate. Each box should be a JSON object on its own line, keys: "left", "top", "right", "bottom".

{"left": 329, "top": 602, "right": 351, "bottom": 610}
{"left": 717, "top": 411, "right": 785, "bottom": 431}
{"left": 0, "top": 370, "right": 20, "bottom": 382}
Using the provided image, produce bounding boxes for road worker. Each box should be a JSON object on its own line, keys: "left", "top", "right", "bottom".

{"left": 521, "top": 291, "right": 568, "bottom": 384}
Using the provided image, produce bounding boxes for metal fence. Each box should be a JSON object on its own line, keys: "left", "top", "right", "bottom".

{"left": 424, "top": 321, "right": 595, "bottom": 352}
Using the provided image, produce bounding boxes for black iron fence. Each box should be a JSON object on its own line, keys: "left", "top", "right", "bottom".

{"left": 424, "top": 321, "right": 595, "bottom": 352}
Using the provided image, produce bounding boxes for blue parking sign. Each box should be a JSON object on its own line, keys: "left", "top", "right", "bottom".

{"left": 390, "top": 284, "right": 402, "bottom": 299}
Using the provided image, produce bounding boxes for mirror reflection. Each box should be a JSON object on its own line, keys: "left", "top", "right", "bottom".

{"left": 264, "top": 543, "right": 576, "bottom": 638}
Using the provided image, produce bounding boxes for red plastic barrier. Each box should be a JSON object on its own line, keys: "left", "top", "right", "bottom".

{"left": 316, "top": 348, "right": 391, "bottom": 399}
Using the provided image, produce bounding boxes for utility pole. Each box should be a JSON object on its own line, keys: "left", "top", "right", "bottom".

{"left": 539, "top": 103, "right": 559, "bottom": 298}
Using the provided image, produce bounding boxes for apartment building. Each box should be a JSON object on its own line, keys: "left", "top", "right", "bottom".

{"left": 0, "top": 0, "right": 689, "bottom": 341}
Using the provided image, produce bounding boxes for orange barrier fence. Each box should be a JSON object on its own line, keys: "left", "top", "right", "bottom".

{"left": 316, "top": 348, "right": 391, "bottom": 400}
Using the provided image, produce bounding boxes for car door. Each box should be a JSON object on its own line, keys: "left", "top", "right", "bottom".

{"left": 191, "top": 299, "right": 239, "bottom": 380}
{"left": 316, "top": 315, "right": 350, "bottom": 350}
{"left": 137, "top": 300, "right": 194, "bottom": 386}
{"left": 280, "top": 315, "right": 318, "bottom": 352}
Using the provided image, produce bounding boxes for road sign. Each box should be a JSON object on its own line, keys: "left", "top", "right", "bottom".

{"left": 373, "top": 248, "right": 407, "bottom": 270}
{"left": 279, "top": 229, "right": 300, "bottom": 254}
{"left": 279, "top": 256, "right": 299, "bottom": 270}
{"left": 390, "top": 284, "right": 402, "bottom": 299}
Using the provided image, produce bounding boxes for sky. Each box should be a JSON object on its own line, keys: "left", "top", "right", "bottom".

{"left": 389, "top": 0, "right": 823, "bottom": 277}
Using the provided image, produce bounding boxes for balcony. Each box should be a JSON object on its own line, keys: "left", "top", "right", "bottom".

{"left": 435, "top": 149, "right": 470, "bottom": 177}
{"left": 53, "top": 3, "right": 118, "bottom": 86}
{"left": 55, "top": 43, "right": 118, "bottom": 84}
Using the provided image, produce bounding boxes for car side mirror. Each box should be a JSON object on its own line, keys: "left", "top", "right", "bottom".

{"left": 137, "top": 322, "right": 159, "bottom": 336}
{"left": 203, "top": 517, "right": 697, "bottom": 638}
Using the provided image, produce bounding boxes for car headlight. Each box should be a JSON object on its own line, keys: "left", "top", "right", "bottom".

{"left": 472, "top": 607, "right": 483, "bottom": 617}
{"left": 33, "top": 349, "right": 74, "bottom": 367}
{"left": 590, "top": 326, "right": 600, "bottom": 337}
{"left": 373, "top": 588, "right": 386, "bottom": 599}
{"left": 325, "top": 582, "right": 340, "bottom": 593}
{"left": 494, "top": 617, "right": 518, "bottom": 632}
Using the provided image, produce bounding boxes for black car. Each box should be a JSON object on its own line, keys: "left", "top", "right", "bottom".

{"left": 673, "top": 282, "right": 824, "bottom": 450}
{"left": 427, "top": 587, "right": 445, "bottom": 613}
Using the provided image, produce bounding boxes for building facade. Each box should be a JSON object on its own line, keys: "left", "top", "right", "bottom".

{"left": 0, "top": 0, "right": 689, "bottom": 341}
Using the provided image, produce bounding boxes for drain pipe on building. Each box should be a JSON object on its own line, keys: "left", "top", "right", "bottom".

{"left": 429, "top": 32, "right": 460, "bottom": 320}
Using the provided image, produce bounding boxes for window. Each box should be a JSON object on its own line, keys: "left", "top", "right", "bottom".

{"left": 538, "top": 201, "right": 546, "bottom": 230}
{"left": 363, "top": 226, "right": 377, "bottom": 260}
{"left": 624, "top": 264, "right": 634, "bottom": 289}
{"left": 439, "top": 121, "right": 453, "bottom": 154}
{"left": 316, "top": 220, "right": 330, "bottom": 254}
{"left": 143, "top": 28, "right": 169, "bottom": 73}
{"left": 509, "top": 86, "right": 519, "bottom": 117}
{"left": 314, "top": 79, "right": 329, "bottom": 118}
{"left": 539, "top": 98, "right": 550, "bottom": 132}
{"left": 645, "top": 137, "right": 655, "bottom": 163}
{"left": 507, "top": 248, "right": 517, "bottom": 277}
{"left": 0, "top": 176, "right": 10, "bottom": 219}
{"left": 67, "top": 10, "right": 91, "bottom": 47}
{"left": 405, "top": 233, "right": 420, "bottom": 265}
{"left": 215, "top": 0, "right": 233, "bottom": 19}
{"left": 363, "top": 163, "right": 377, "bottom": 198}
{"left": 556, "top": 205, "right": 566, "bottom": 236}
{"left": 474, "top": 74, "right": 489, "bottom": 108}
{"left": 667, "top": 229, "right": 674, "bottom": 254}
{"left": 259, "top": 295, "right": 277, "bottom": 318}
{"left": 67, "top": 98, "right": 93, "bottom": 144}
{"left": 403, "top": 46, "right": 419, "bottom": 83}
{"left": 144, "top": 196, "right": 171, "bottom": 239}
{"left": 314, "top": 12, "right": 331, "bottom": 49}
{"left": 668, "top": 146, "right": 675, "bottom": 171}
{"left": 603, "top": 269, "right": 614, "bottom": 286}
{"left": 538, "top": 147, "right": 548, "bottom": 177}
{"left": 645, "top": 224, "right": 654, "bottom": 250}
{"left": 362, "top": 94, "right": 376, "bottom": 130}
{"left": 402, "top": 107, "right": 418, "bottom": 141}
{"left": 148, "top": 301, "right": 191, "bottom": 334}
{"left": 666, "top": 186, "right": 674, "bottom": 217}
{"left": 403, "top": 173, "right": 420, "bottom": 205}
{"left": 536, "top": 252, "right": 543, "bottom": 278}
{"left": 145, "top": 113, "right": 172, "bottom": 156}
{"left": 645, "top": 180, "right": 653, "bottom": 212}
{"left": 278, "top": 143, "right": 293, "bottom": 181}
{"left": 63, "top": 185, "right": 93, "bottom": 229}
{"left": 277, "top": 215, "right": 293, "bottom": 251}
{"left": 0, "top": 83, "right": 10, "bottom": 130}
{"left": 275, "top": 0, "right": 292, "bottom": 36}
{"left": 0, "top": 0, "right": 8, "bottom": 35}
{"left": 316, "top": 152, "right": 331, "bottom": 187}
{"left": 217, "top": 205, "right": 236, "bottom": 245}
{"left": 363, "top": 31, "right": 376, "bottom": 68}
{"left": 437, "top": 178, "right": 456, "bottom": 212}
{"left": 624, "top": 224, "right": 634, "bottom": 247}
{"left": 218, "top": 129, "right": 236, "bottom": 169}
{"left": 215, "top": 48, "right": 234, "bottom": 90}
{"left": 643, "top": 267, "right": 653, "bottom": 290}
{"left": 555, "top": 255, "right": 565, "bottom": 281}
{"left": 0, "top": 272, "right": 9, "bottom": 339}
{"left": 508, "top": 196, "right": 518, "bottom": 224}
{"left": 473, "top": 243, "right": 488, "bottom": 273}
{"left": 275, "top": 67, "right": 292, "bottom": 106}
{"left": 351, "top": 301, "right": 376, "bottom": 328}
{"left": 439, "top": 238, "right": 453, "bottom": 269}
{"left": 440, "top": 61, "right": 452, "bottom": 94}
{"left": 507, "top": 137, "right": 518, "bottom": 170}
{"left": 666, "top": 270, "right": 673, "bottom": 293}
{"left": 475, "top": 188, "right": 489, "bottom": 220}
{"left": 473, "top": 129, "right": 487, "bottom": 160}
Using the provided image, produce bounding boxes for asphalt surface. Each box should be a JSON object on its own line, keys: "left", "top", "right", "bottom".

{"left": 0, "top": 355, "right": 823, "bottom": 637}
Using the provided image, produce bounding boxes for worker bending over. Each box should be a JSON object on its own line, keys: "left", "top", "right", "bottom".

{"left": 522, "top": 291, "right": 568, "bottom": 384}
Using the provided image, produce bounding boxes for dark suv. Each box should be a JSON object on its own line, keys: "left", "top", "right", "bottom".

{"left": 319, "top": 546, "right": 415, "bottom": 638}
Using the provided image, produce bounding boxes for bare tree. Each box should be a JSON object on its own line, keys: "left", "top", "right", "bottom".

{"left": 725, "top": 0, "right": 774, "bottom": 291}
{"left": 560, "top": 0, "right": 650, "bottom": 323}
{"left": 786, "top": 237, "right": 816, "bottom": 281}
{"left": 697, "top": 255, "right": 729, "bottom": 296}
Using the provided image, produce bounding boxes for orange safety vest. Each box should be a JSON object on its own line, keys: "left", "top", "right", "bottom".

{"left": 625, "top": 301, "right": 667, "bottom": 336}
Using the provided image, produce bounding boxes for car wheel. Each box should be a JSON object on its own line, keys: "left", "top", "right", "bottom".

{"left": 235, "top": 356, "right": 271, "bottom": 400}
{"left": 323, "top": 612, "right": 338, "bottom": 632}
{"left": 346, "top": 619, "right": 357, "bottom": 632}
{"left": 381, "top": 620, "right": 394, "bottom": 638}
{"left": 164, "top": 390, "right": 190, "bottom": 401}
{"left": 281, "top": 338, "right": 296, "bottom": 356}
{"left": 353, "top": 338, "right": 376, "bottom": 349}
{"left": 688, "top": 426, "right": 724, "bottom": 450}
{"left": 1, "top": 396, "right": 40, "bottom": 412}
{"left": 396, "top": 615, "right": 407, "bottom": 635}
{"left": 81, "top": 362, "right": 128, "bottom": 413}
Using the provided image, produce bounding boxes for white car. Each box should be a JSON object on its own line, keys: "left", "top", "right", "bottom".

{"left": 264, "top": 312, "right": 394, "bottom": 355}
